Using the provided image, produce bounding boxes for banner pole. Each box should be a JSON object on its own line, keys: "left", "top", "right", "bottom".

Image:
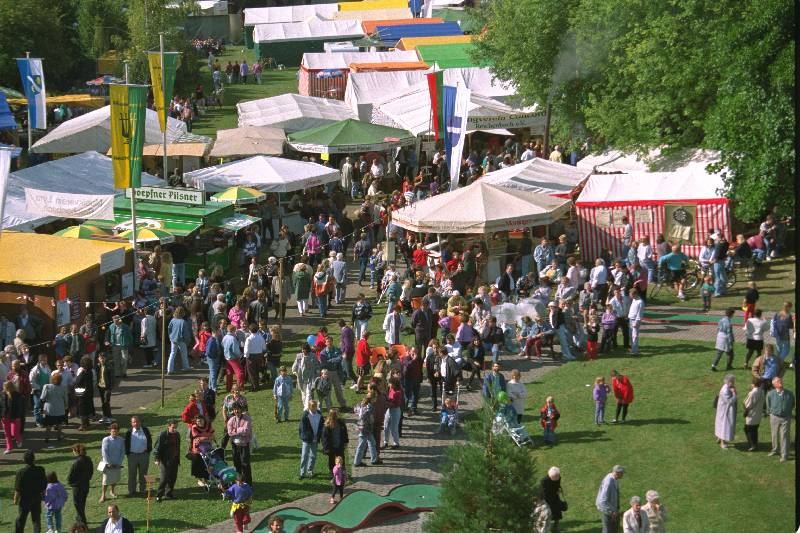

{"left": 124, "top": 61, "right": 139, "bottom": 291}
{"left": 161, "top": 300, "right": 166, "bottom": 408}
{"left": 160, "top": 33, "right": 168, "bottom": 184}
{"left": 25, "top": 52, "right": 31, "bottom": 167}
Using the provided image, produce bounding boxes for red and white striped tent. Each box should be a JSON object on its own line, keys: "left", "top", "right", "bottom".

{"left": 575, "top": 170, "right": 731, "bottom": 259}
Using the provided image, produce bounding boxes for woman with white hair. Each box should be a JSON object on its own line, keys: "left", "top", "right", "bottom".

{"left": 622, "top": 495, "right": 649, "bottom": 533}
{"left": 714, "top": 374, "right": 737, "bottom": 449}
{"left": 642, "top": 490, "right": 668, "bottom": 532}
{"left": 540, "top": 466, "right": 566, "bottom": 532}
{"left": 589, "top": 258, "right": 609, "bottom": 304}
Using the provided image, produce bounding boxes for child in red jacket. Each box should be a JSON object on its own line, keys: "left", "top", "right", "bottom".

{"left": 539, "top": 395, "right": 560, "bottom": 446}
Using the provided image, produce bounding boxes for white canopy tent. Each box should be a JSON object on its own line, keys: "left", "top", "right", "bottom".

{"left": 480, "top": 159, "right": 591, "bottom": 198}
{"left": 31, "top": 105, "right": 187, "bottom": 154}
{"left": 576, "top": 148, "right": 721, "bottom": 175}
{"left": 236, "top": 93, "right": 356, "bottom": 132}
{"left": 371, "top": 83, "right": 541, "bottom": 135}
{"left": 253, "top": 19, "right": 364, "bottom": 43}
{"left": 2, "top": 151, "right": 160, "bottom": 230}
{"left": 184, "top": 155, "right": 340, "bottom": 193}
{"left": 332, "top": 7, "right": 413, "bottom": 20}
{"left": 209, "top": 126, "right": 285, "bottom": 158}
{"left": 301, "top": 50, "right": 420, "bottom": 70}
{"left": 243, "top": 4, "right": 339, "bottom": 25}
{"left": 344, "top": 67, "right": 517, "bottom": 120}
{"left": 391, "top": 181, "right": 571, "bottom": 234}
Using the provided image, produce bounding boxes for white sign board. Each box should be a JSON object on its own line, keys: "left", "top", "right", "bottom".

{"left": 25, "top": 188, "right": 115, "bottom": 221}
{"left": 121, "top": 272, "right": 134, "bottom": 298}
{"left": 126, "top": 186, "right": 204, "bottom": 206}
{"left": 634, "top": 209, "right": 653, "bottom": 224}
{"left": 99, "top": 247, "right": 126, "bottom": 275}
{"left": 468, "top": 113, "right": 546, "bottom": 131}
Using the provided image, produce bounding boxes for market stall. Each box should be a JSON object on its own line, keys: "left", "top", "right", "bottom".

{"left": 237, "top": 93, "right": 355, "bottom": 132}
{"left": 243, "top": 4, "right": 341, "bottom": 48}
{"left": 0, "top": 232, "right": 133, "bottom": 343}
{"left": 253, "top": 19, "right": 365, "bottom": 65}
{"left": 361, "top": 17, "right": 443, "bottom": 34}
{"left": 298, "top": 50, "right": 420, "bottom": 99}
{"left": 574, "top": 170, "right": 731, "bottom": 259}
{"left": 395, "top": 34, "right": 473, "bottom": 51}
{"left": 480, "top": 159, "right": 591, "bottom": 198}
{"left": 209, "top": 126, "right": 285, "bottom": 158}
{"left": 286, "top": 118, "right": 415, "bottom": 154}
{"left": 415, "top": 42, "right": 483, "bottom": 69}
{"left": 331, "top": 8, "right": 413, "bottom": 20}
{"left": 371, "top": 21, "right": 463, "bottom": 48}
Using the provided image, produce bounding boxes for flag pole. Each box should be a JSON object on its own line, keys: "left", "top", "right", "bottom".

{"left": 124, "top": 60, "right": 139, "bottom": 292}
{"left": 25, "top": 51, "right": 32, "bottom": 166}
{"left": 160, "top": 33, "right": 168, "bottom": 185}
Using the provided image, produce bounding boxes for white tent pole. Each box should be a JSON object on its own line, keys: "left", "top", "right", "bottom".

{"left": 25, "top": 52, "right": 32, "bottom": 166}
{"left": 160, "top": 33, "right": 168, "bottom": 184}
{"left": 124, "top": 60, "right": 139, "bottom": 291}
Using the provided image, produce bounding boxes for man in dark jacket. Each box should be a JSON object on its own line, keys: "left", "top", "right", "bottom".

{"left": 14, "top": 450, "right": 47, "bottom": 533}
{"left": 401, "top": 348, "right": 424, "bottom": 415}
{"left": 153, "top": 419, "right": 180, "bottom": 501}
{"left": 411, "top": 300, "right": 433, "bottom": 358}
{"left": 125, "top": 416, "right": 152, "bottom": 497}
{"left": 98, "top": 504, "right": 135, "bottom": 533}
{"left": 68, "top": 443, "right": 93, "bottom": 525}
{"left": 298, "top": 400, "right": 324, "bottom": 479}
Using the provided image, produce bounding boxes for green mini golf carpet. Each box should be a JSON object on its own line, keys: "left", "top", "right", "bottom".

{"left": 644, "top": 311, "right": 744, "bottom": 325}
{"left": 253, "top": 484, "right": 440, "bottom": 532}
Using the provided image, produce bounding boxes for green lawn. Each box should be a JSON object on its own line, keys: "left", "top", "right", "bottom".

{"left": 647, "top": 254, "right": 795, "bottom": 313}
{"left": 514, "top": 338, "right": 794, "bottom": 533}
{"left": 191, "top": 48, "right": 299, "bottom": 138}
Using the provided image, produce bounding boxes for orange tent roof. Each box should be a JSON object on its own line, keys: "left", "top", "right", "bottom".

{"left": 349, "top": 61, "right": 429, "bottom": 72}
{"left": 395, "top": 34, "right": 472, "bottom": 50}
{"left": 361, "top": 17, "right": 443, "bottom": 35}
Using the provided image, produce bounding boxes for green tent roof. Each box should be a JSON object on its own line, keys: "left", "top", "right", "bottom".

{"left": 432, "top": 9, "right": 480, "bottom": 33}
{"left": 416, "top": 43, "right": 485, "bottom": 69}
{"left": 287, "top": 118, "right": 416, "bottom": 154}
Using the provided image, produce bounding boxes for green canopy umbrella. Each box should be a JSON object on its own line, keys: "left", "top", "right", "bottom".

{"left": 209, "top": 186, "right": 267, "bottom": 205}
{"left": 118, "top": 227, "right": 176, "bottom": 244}
{"left": 53, "top": 224, "right": 110, "bottom": 239}
{"left": 287, "top": 118, "right": 416, "bottom": 155}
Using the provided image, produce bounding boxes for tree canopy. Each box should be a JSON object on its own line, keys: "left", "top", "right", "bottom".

{"left": 473, "top": 0, "right": 795, "bottom": 221}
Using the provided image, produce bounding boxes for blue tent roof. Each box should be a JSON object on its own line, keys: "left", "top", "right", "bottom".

{"left": 0, "top": 92, "right": 16, "bottom": 130}
{"left": 373, "top": 22, "right": 462, "bottom": 46}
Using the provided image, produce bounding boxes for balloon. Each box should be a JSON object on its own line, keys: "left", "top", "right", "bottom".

{"left": 306, "top": 334, "right": 317, "bottom": 347}
{"left": 496, "top": 391, "right": 509, "bottom": 404}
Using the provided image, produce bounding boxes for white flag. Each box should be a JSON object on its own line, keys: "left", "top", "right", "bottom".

{"left": 448, "top": 86, "right": 471, "bottom": 191}
{"left": 25, "top": 188, "right": 115, "bottom": 221}
{"left": 0, "top": 149, "right": 10, "bottom": 234}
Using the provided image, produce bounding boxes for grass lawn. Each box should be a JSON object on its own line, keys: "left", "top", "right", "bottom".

{"left": 647, "top": 254, "right": 795, "bottom": 313}
{"left": 191, "top": 48, "right": 299, "bottom": 138}
{"left": 0, "top": 372, "right": 367, "bottom": 532}
{"left": 515, "top": 337, "right": 795, "bottom": 533}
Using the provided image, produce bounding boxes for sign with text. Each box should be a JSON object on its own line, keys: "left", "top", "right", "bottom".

{"left": 25, "top": 188, "right": 114, "bottom": 220}
{"left": 99, "top": 247, "right": 126, "bottom": 275}
{"left": 125, "top": 186, "right": 204, "bottom": 206}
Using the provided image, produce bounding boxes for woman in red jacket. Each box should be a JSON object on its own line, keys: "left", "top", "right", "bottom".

{"left": 354, "top": 332, "right": 372, "bottom": 393}
{"left": 181, "top": 391, "right": 208, "bottom": 437}
{"left": 610, "top": 370, "right": 634, "bottom": 423}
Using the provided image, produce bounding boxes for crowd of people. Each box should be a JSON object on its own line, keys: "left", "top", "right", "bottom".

{"left": 2, "top": 147, "right": 795, "bottom": 532}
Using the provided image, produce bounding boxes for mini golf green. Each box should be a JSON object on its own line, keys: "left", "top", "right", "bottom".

{"left": 253, "top": 484, "right": 441, "bottom": 532}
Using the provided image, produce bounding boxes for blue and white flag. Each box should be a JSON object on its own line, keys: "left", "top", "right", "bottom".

{"left": 16, "top": 58, "right": 47, "bottom": 129}
{"left": 442, "top": 84, "right": 471, "bottom": 191}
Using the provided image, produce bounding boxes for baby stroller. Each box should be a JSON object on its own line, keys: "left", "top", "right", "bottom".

{"left": 439, "top": 387, "right": 460, "bottom": 435}
{"left": 492, "top": 404, "right": 534, "bottom": 448}
{"left": 198, "top": 442, "right": 238, "bottom": 491}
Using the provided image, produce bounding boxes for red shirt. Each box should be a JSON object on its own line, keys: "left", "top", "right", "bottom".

{"left": 356, "top": 338, "right": 371, "bottom": 367}
{"left": 612, "top": 375, "right": 634, "bottom": 404}
{"left": 412, "top": 248, "right": 428, "bottom": 267}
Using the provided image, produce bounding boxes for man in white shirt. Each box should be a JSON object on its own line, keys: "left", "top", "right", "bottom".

{"left": 589, "top": 259, "right": 609, "bottom": 304}
{"left": 243, "top": 324, "right": 267, "bottom": 393}
{"left": 125, "top": 416, "right": 152, "bottom": 496}
{"left": 520, "top": 143, "right": 535, "bottom": 161}
{"left": 636, "top": 237, "right": 654, "bottom": 283}
{"left": 698, "top": 238, "right": 715, "bottom": 270}
{"left": 609, "top": 287, "right": 631, "bottom": 351}
{"left": 627, "top": 289, "right": 644, "bottom": 355}
{"left": 370, "top": 158, "right": 384, "bottom": 179}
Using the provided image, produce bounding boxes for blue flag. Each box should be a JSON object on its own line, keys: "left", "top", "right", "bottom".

{"left": 16, "top": 58, "right": 47, "bottom": 129}
{"left": 442, "top": 84, "right": 471, "bottom": 191}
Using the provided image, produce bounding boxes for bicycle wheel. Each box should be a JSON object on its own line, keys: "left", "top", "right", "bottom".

{"left": 726, "top": 270, "right": 737, "bottom": 289}
{"left": 684, "top": 269, "right": 700, "bottom": 293}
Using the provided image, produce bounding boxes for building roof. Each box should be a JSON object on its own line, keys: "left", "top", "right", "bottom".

{"left": 0, "top": 232, "right": 131, "bottom": 288}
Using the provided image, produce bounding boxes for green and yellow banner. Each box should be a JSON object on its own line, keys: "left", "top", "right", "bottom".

{"left": 147, "top": 51, "right": 181, "bottom": 132}
{"left": 110, "top": 84, "right": 147, "bottom": 189}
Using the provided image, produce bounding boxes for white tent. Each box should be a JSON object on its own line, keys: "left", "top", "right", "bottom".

{"left": 391, "top": 181, "right": 571, "bottom": 234}
{"left": 236, "top": 93, "right": 356, "bottom": 132}
{"left": 31, "top": 105, "right": 187, "bottom": 154}
{"left": 184, "top": 155, "right": 340, "bottom": 193}
{"left": 2, "top": 151, "right": 160, "bottom": 230}
{"left": 480, "top": 159, "right": 591, "bottom": 198}
{"left": 576, "top": 148, "right": 721, "bottom": 175}
{"left": 344, "top": 67, "right": 517, "bottom": 120}
{"left": 332, "top": 7, "right": 413, "bottom": 20}
{"left": 209, "top": 126, "right": 285, "bottom": 157}
{"left": 301, "top": 50, "right": 420, "bottom": 70}
{"left": 193, "top": 1, "right": 228, "bottom": 15}
{"left": 324, "top": 41, "right": 360, "bottom": 52}
{"left": 371, "top": 83, "right": 541, "bottom": 135}
{"left": 243, "top": 4, "right": 339, "bottom": 25}
{"left": 253, "top": 19, "right": 364, "bottom": 43}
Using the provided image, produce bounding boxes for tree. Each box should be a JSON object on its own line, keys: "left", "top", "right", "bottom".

{"left": 423, "top": 406, "right": 541, "bottom": 533}
{"left": 473, "top": 0, "right": 795, "bottom": 221}
{"left": 0, "top": 0, "right": 85, "bottom": 91}
{"left": 75, "top": 0, "right": 128, "bottom": 60}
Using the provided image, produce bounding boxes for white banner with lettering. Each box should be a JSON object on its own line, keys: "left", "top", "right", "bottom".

{"left": 24, "top": 188, "right": 115, "bottom": 220}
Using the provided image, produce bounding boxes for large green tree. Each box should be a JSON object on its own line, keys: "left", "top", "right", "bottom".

{"left": 473, "top": 0, "right": 794, "bottom": 221}
{"left": 75, "top": 0, "right": 128, "bottom": 60}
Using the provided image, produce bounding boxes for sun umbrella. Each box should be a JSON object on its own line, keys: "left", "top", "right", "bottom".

{"left": 286, "top": 118, "right": 415, "bottom": 154}
{"left": 210, "top": 186, "right": 266, "bottom": 205}
{"left": 53, "top": 224, "right": 110, "bottom": 239}
{"left": 118, "top": 227, "right": 176, "bottom": 244}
